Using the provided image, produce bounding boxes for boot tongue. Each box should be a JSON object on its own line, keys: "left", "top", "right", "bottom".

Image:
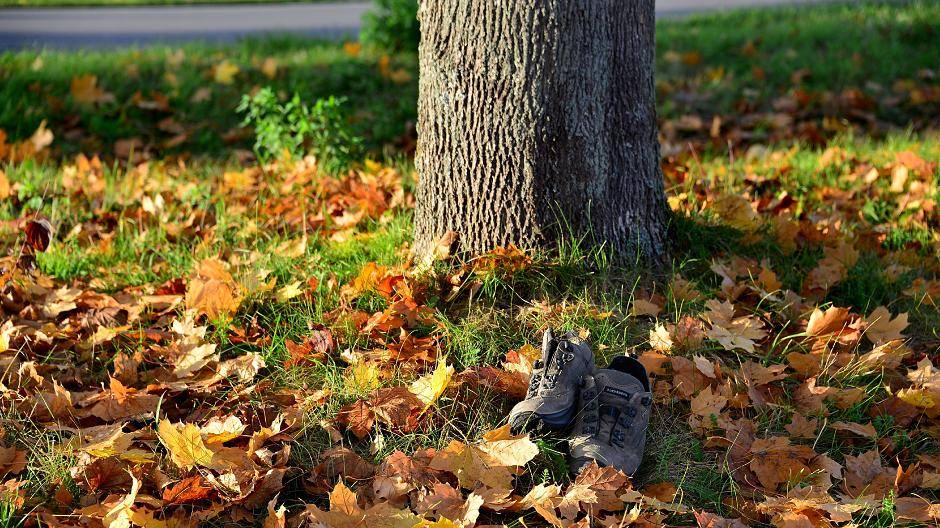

{"left": 598, "top": 369, "right": 646, "bottom": 401}
{"left": 595, "top": 404, "right": 621, "bottom": 441}
{"left": 541, "top": 328, "right": 555, "bottom": 354}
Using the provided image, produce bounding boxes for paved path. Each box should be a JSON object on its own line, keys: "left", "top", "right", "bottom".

{"left": 1, "top": 0, "right": 848, "bottom": 51}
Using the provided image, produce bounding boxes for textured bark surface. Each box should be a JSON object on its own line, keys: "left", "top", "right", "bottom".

{"left": 413, "top": 0, "right": 670, "bottom": 265}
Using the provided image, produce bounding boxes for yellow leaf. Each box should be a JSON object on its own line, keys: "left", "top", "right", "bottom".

{"left": 409, "top": 361, "right": 454, "bottom": 407}
{"left": 649, "top": 323, "right": 673, "bottom": 352}
{"left": 276, "top": 237, "right": 307, "bottom": 258}
{"left": 30, "top": 120, "right": 54, "bottom": 152}
{"left": 157, "top": 420, "right": 215, "bottom": 469}
{"left": 264, "top": 497, "right": 286, "bottom": 528}
{"left": 329, "top": 481, "right": 362, "bottom": 516}
{"left": 201, "top": 415, "right": 246, "bottom": 445}
{"left": 103, "top": 474, "right": 140, "bottom": 528}
{"left": 343, "top": 41, "right": 361, "bottom": 57}
{"left": 713, "top": 194, "right": 760, "bottom": 232}
{"left": 260, "top": 57, "right": 278, "bottom": 79}
{"left": 413, "top": 519, "right": 458, "bottom": 528}
{"left": 0, "top": 320, "right": 13, "bottom": 352}
{"left": 276, "top": 281, "right": 304, "bottom": 302}
{"left": 898, "top": 388, "right": 935, "bottom": 409}
{"left": 77, "top": 423, "right": 153, "bottom": 463}
{"left": 213, "top": 61, "right": 240, "bottom": 84}
{"left": 185, "top": 258, "right": 242, "bottom": 318}
{"left": 345, "top": 363, "right": 381, "bottom": 394}
{"left": 70, "top": 75, "right": 115, "bottom": 105}
{"left": 173, "top": 343, "right": 218, "bottom": 378}
{"left": 0, "top": 170, "right": 9, "bottom": 200}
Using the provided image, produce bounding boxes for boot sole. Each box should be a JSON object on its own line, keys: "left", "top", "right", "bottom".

{"left": 509, "top": 404, "right": 576, "bottom": 435}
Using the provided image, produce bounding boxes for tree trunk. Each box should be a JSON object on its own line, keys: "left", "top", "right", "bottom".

{"left": 413, "top": 0, "right": 670, "bottom": 265}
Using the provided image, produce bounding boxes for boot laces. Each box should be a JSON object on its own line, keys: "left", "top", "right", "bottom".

{"left": 543, "top": 341, "right": 574, "bottom": 390}
{"left": 582, "top": 396, "right": 634, "bottom": 448}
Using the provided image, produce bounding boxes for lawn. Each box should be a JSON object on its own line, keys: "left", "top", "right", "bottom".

{"left": 0, "top": 0, "right": 334, "bottom": 7}
{"left": 0, "top": 2, "right": 939, "bottom": 527}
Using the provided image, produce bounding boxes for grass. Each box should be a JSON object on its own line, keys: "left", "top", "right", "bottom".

{"left": 1, "top": 1, "right": 939, "bottom": 526}
{"left": 1, "top": 1, "right": 938, "bottom": 160}
{"left": 0, "top": 0, "right": 343, "bottom": 7}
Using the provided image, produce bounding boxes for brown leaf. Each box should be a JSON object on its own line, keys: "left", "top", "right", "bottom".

{"left": 784, "top": 413, "right": 819, "bottom": 439}
{"left": 0, "top": 446, "right": 27, "bottom": 477}
{"left": 862, "top": 306, "right": 908, "bottom": 344}
{"left": 309, "top": 447, "right": 376, "bottom": 492}
{"left": 185, "top": 258, "right": 242, "bottom": 319}
{"left": 370, "top": 386, "right": 424, "bottom": 432}
{"left": 641, "top": 482, "right": 678, "bottom": 502}
{"left": 830, "top": 421, "right": 877, "bottom": 438}
{"left": 337, "top": 399, "right": 375, "bottom": 438}
{"left": 163, "top": 475, "right": 215, "bottom": 505}
{"left": 24, "top": 218, "right": 53, "bottom": 252}
{"left": 748, "top": 437, "right": 817, "bottom": 491}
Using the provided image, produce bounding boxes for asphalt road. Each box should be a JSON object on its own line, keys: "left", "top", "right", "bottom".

{"left": 0, "top": 0, "right": 848, "bottom": 50}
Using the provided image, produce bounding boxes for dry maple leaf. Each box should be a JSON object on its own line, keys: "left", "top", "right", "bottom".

{"left": 429, "top": 426, "right": 538, "bottom": 490}
{"left": 409, "top": 361, "right": 454, "bottom": 408}
{"left": 309, "top": 447, "right": 376, "bottom": 491}
{"left": 895, "top": 496, "right": 940, "bottom": 522}
{"left": 631, "top": 298, "right": 662, "bottom": 317}
{"left": 569, "top": 461, "right": 631, "bottom": 515}
{"left": 157, "top": 420, "right": 215, "bottom": 470}
{"left": 415, "top": 483, "right": 483, "bottom": 527}
{"left": 163, "top": 475, "right": 215, "bottom": 505}
{"left": 337, "top": 399, "right": 376, "bottom": 438}
{"left": 173, "top": 343, "right": 219, "bottom": 378}
{"left": 690, "top": 385, "right": 728, "bottom": 419}
{"left": 703, "top": 300, "right": 766, "bottom": 353}
{"left": 103, "top": 473, "right": 140, "bottom": 528}
{"left": 748, "top": 437, "right": 817, "bottom": 491}
{"left": 830, "top": 421, "right": 876, "bottom": 438}
{"left": 713, "top": 194, "right": 761, "bottom": 232}
{"left": 70, "top": 74, "right": 115, "bottom": 105}
{"left": 370, "top": 386, "right": 423, "bottom": 432}
{"left": 521, "top": 483, "right": 564, "bottom": 527}
{"left": 784, "top": 413, "right": 819, "bottom": 439}
{"left": 856, "top": 339, "right": 911, "bottom": 371}
{"left": 649, "top": 324, "right": 673, "bottom": 352}
{"left": 302, "top": 481, "right": 424, "bottom": 528}
{"left": 757, "top": 487, "right": 865, "bottom": 527}
{"left": 264, "top": 497, "right": 286, "bottom": 528}
{"left": 79, "top": 377, "right": 160, "bottom": 422}
{"left": 0, "top": 446, "right": 26, "bottom": 477}
{"left": 862, "top": 306, "right": 908, "bottom": 344}
{"left": 842, "top": 449, "right": 894, "bottom": 498}
{"left": 805, "top": 306, "right": 861, "bottom": 347}
{"left": 185, "top": 258, "right": 242, "bottom": 319}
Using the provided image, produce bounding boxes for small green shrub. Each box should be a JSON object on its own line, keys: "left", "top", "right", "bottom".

{"left": 360, "top": 0, "right": 419, "bottom": 52}
{"left": 236, "top": 88, "right": 363, "bottom": 172}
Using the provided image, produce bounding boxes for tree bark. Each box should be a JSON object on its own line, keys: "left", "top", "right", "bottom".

{"left": 413, "top": 0, "right": 670, "bottom": 265}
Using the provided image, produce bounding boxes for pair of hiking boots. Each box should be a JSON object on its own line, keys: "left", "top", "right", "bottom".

{"left": 508, "top": 330, "right": 652, "bottom": 476}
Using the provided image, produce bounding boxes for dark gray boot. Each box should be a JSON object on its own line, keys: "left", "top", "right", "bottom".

{"left": 508, "top": 329, "right": 596, "bottom": 434}
{"left": 568, "top": 355, "right": 652, "bottom": 476}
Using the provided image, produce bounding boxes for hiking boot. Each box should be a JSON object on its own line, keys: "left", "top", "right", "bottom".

{"left": 568, "top": 355, "right": 652, "bottom": 476}
{"left": 508, "top": 329, "right": 596, "bottom": 434}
